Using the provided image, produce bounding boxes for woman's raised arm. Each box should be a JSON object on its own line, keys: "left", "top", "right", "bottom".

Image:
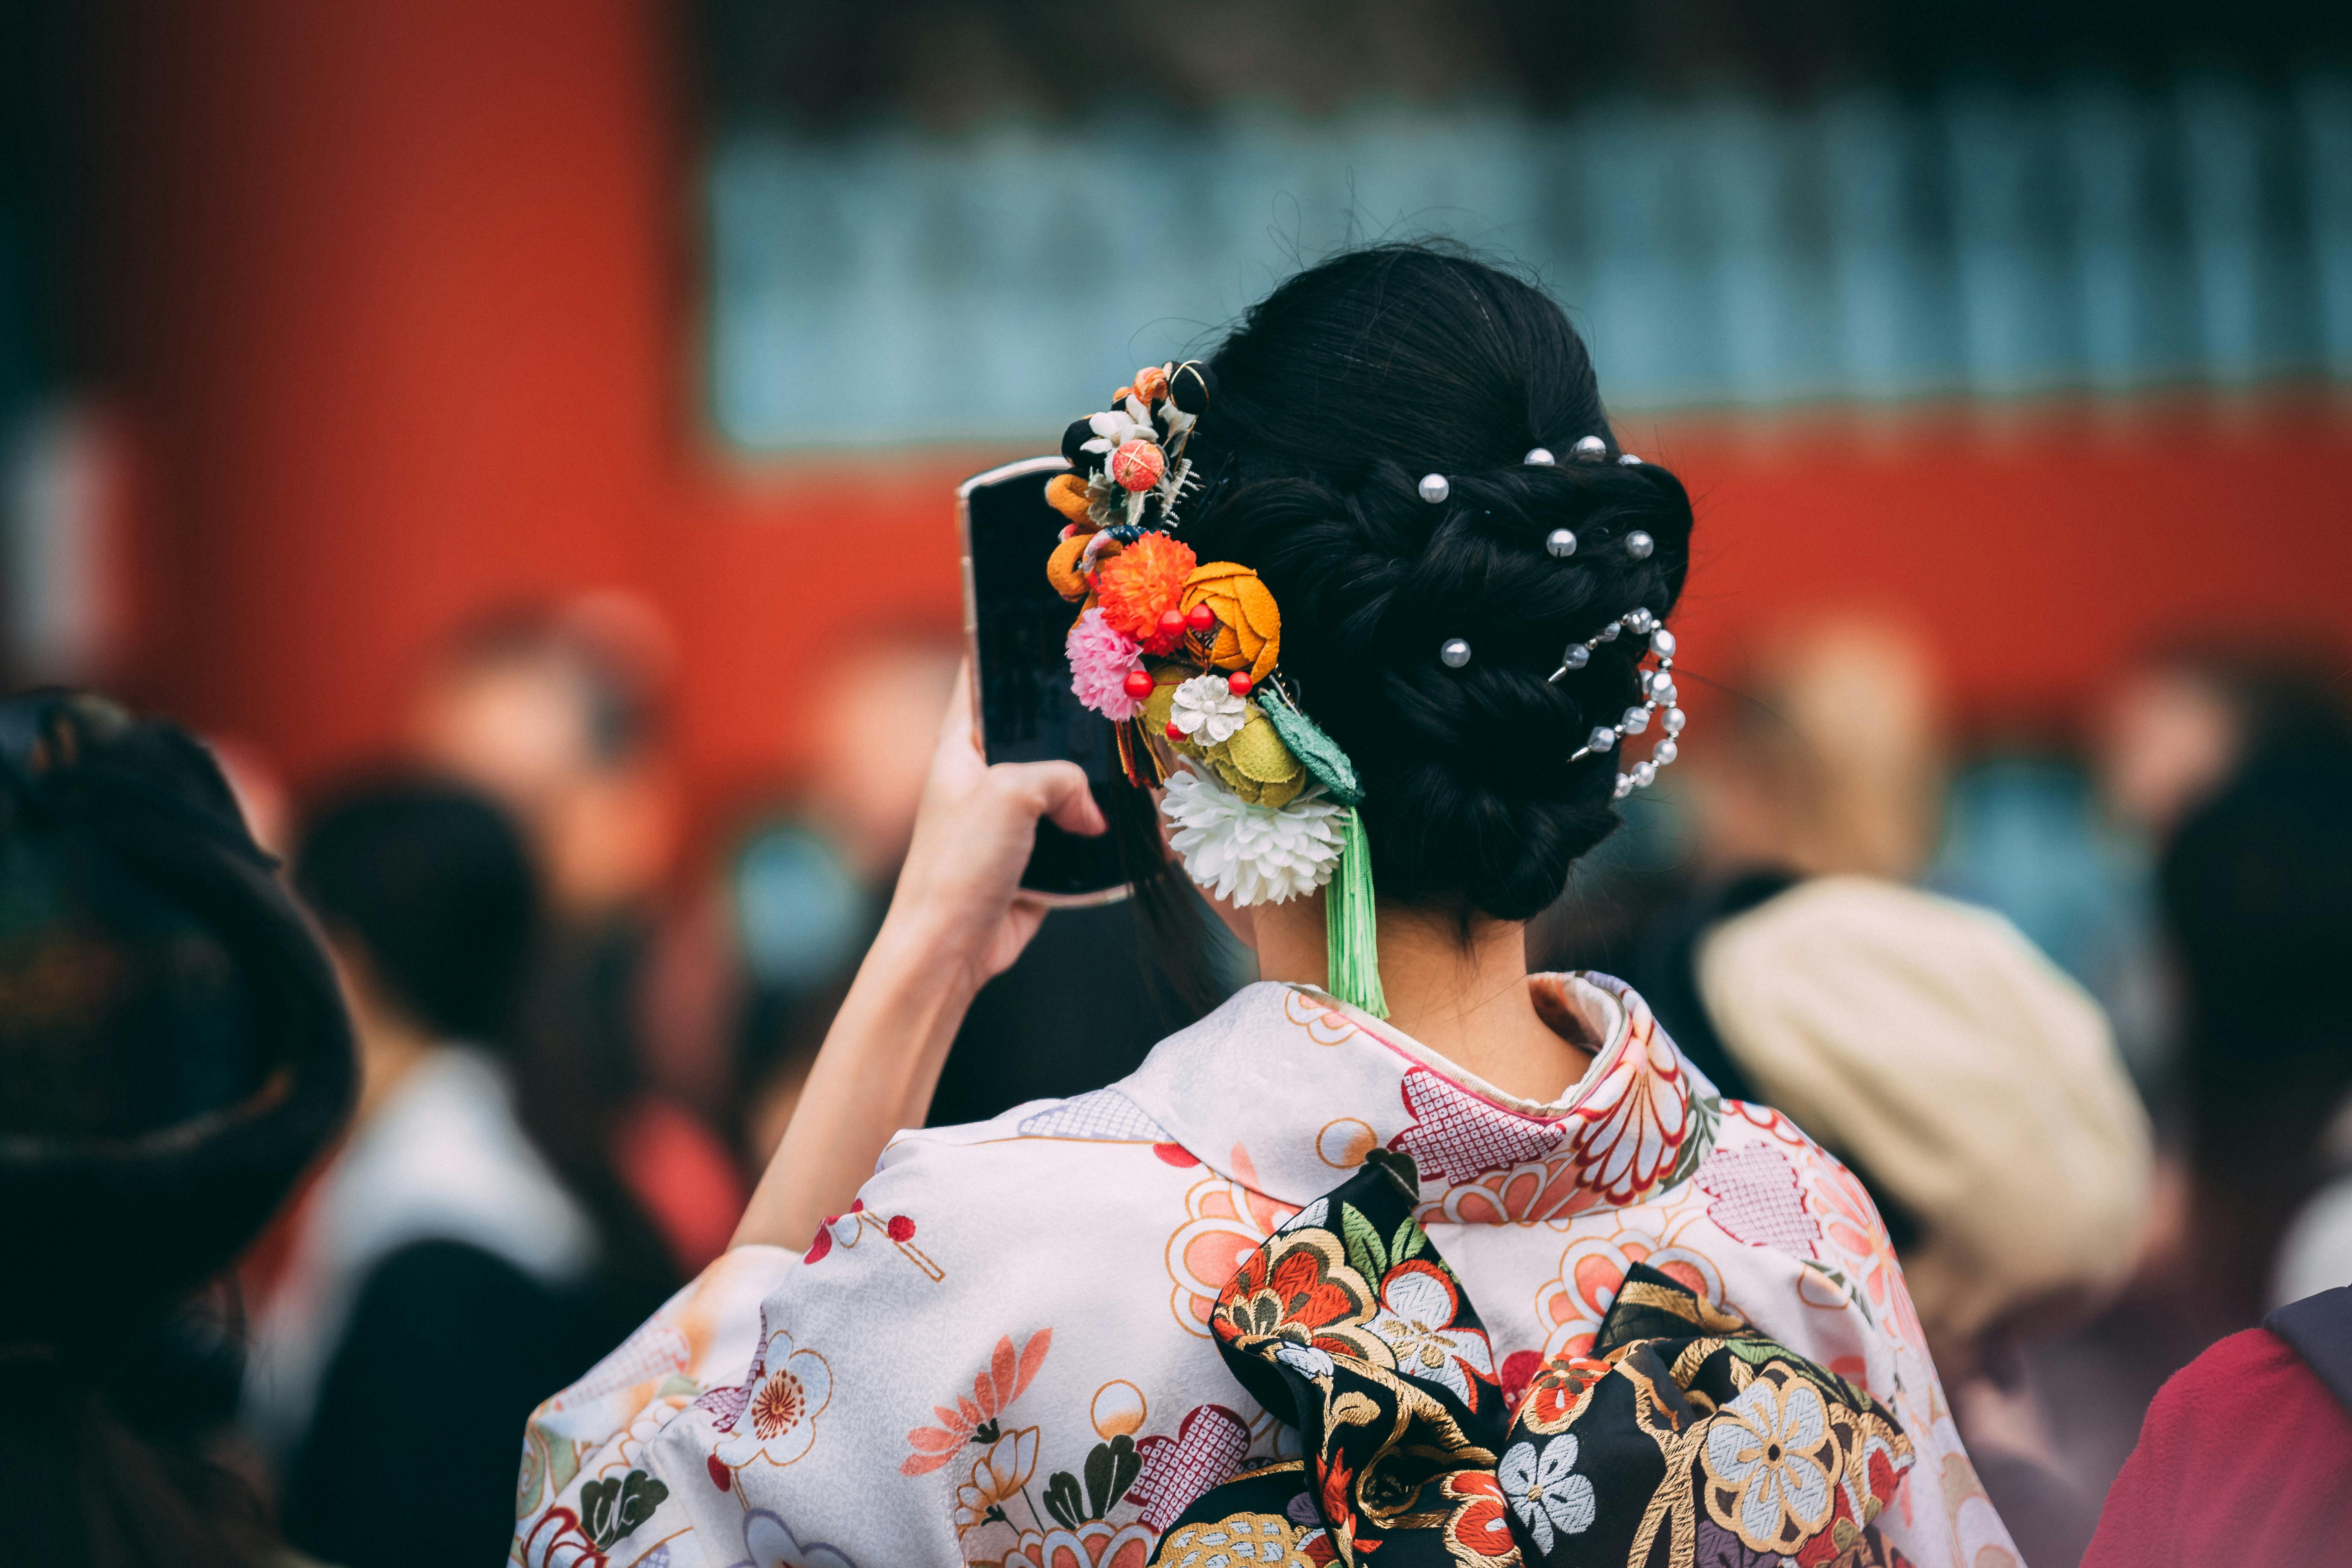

{"left": 730, "top": 668, "right": 1105, "bottom": 1252}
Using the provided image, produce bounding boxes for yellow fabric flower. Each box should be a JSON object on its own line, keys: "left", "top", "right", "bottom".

{"left": 1182, "top": 563, "right": 1282, "bottom": 684}
{"left": 1144, "top": 675, "right": 1308, "bottom": 808}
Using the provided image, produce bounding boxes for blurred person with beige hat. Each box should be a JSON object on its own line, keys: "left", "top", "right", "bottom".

{"left": 1694, "top": 879, "right": 2151, "bottom": 1372}
{"left": 1630, "top": 875, "right": 2150, "bottom": 1565}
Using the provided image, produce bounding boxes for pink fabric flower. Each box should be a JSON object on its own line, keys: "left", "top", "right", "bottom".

{"left": 1067, "top": 607, "right": 1145, "bottom": 719}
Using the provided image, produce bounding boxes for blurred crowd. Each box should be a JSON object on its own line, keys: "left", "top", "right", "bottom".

{"left": 1533, "top": 611, "right": 2352, "bottom": 1559}
{"left": 5, "top": 590, "right": 2348, "bottom": 1567}
{"left": 175, "top": 597, "right": 1201, "bottom": 1566}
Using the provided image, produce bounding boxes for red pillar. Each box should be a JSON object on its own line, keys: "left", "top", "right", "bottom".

{"left": 83, "top": 0, "right": 683, "bottom": 781}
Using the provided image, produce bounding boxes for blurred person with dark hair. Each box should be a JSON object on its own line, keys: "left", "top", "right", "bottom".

{"left": 2079, "top": 639, "right": 2352, "bottom": 1102}
{"left": 0, "top": 690, "right": 354, "bottom": 1567}
{"left": 410, "top": 595, "right": 744, "bottom": 1277}
{"left": 246, "top": 778, "right": 676, "bottom": 1568}
{"left": 2156, "top": 729, "right": 2352, "bottom": 1326}
{"left": 410, "top": 592, "right": 679, "bottom": 922}
{"left": 2075, "top": 737, "right": 2352, "bottom": 1559}
{"left": 1678, "top": 614, "right": 1949, "bottom": 887}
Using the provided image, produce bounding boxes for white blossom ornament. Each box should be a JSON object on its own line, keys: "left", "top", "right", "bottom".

{"left": 1160, "top": 766, "right": 1345, "bottom": 907}
{"left": 1170, "top": 674, "right": 1249, "bottom": 745}
{"left": 1082, "top": 400, "right": 1155, "bottom": 457}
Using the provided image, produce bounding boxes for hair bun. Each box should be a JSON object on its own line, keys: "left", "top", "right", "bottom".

{"left": 1177, "top": 245, "right": 1697, "bottom": 920}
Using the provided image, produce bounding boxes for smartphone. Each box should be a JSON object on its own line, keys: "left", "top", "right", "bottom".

{"left": 959, "top": 454, "right": 1130, "bottom": 905}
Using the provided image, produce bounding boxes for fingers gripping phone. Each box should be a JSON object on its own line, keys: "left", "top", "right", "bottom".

{"left": 959, "top": 455, "right": 1130, "bottom": 905}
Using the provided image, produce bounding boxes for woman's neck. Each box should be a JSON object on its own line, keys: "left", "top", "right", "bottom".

{"left": 1249, "top": 894, "right": 1594, "bottom": 1103}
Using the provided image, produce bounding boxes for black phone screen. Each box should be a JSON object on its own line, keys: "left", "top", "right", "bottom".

{"left": 960, "top": 456, "right": 1130, "bottom": 901}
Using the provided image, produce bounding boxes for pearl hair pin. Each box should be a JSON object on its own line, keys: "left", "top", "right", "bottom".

{"left": 1546, "top": 527, "right": 1577, "bottom": 557}
{"left": 1573, "top": 436, "right": 1606, "bottom": 460}
{"left": 1550, "top": 607, "right": 1687, "bottom": 801}
{"left": 1418, "top": 473, "right": 1450, "bottom": 503}
{"left": 1524, "top": 447, "right": 1555, "bottom": 466}
{"left": 1439, "top": 637, "right": 1472, "bottom": 668}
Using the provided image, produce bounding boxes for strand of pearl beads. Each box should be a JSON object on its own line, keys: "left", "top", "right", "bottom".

{"left": 1556, "top": 609, "right": 1684, "bottom": 798}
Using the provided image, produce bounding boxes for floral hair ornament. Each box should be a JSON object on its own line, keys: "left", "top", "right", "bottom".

{"left": 1045, "top": 360, "right": 1213, "bottom": 540}
{"left": 1045, "top": 367, "right": 1388, "bottom": 1019}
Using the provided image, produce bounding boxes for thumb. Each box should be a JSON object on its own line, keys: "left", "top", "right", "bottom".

{"left": 992, "top": 760, "right": 1107, "bottom": 839}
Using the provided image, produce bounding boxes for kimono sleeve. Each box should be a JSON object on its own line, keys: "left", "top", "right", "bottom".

{"left": 513, "top": 1129, "right": 1086, "bottom": 1568}
{"left": 513, "top": 1243, "right": 792, "bottom": 1565}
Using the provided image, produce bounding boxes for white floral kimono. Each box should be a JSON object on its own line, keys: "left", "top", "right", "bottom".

{"left": 513, "top": 976, "right": 2018, "bottom": 1568}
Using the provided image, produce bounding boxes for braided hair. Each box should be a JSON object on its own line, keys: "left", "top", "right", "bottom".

{"left": 1168, "top": 243, "right": 1696, "bottom": 922}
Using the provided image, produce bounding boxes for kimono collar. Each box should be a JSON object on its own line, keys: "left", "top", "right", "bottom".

{"left": 1119, "top": 973, "right": 1715, "bottom": 1224}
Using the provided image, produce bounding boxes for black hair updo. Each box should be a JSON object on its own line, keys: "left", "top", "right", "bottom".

{"left": 1171, "top": 243, "right": 1696, "bottom": 921}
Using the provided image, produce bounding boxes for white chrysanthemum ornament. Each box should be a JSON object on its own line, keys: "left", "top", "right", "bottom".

{"left": 1161, "top": 766, "right": 1345, "bottom": 907}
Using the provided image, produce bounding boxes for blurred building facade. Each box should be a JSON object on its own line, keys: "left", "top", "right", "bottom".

{"left": 0, "top": 0, "right": 2344, "bottom": 807}
{"left": 713, "top": 84, "right": 2352, "bottom": 444}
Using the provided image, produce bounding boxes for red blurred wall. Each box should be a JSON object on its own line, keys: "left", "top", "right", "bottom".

{"left": 81, "top": 1, "right": 2352, "bottom": 807}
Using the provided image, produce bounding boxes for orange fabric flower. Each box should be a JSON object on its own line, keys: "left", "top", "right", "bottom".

{"left": 1182, "top": 563, "right": 1282, "bottom": 683}
{"left": 1093, "top": 532, "right": 1197, "bottom": 653}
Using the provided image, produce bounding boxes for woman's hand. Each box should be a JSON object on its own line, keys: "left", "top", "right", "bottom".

{"left": 731, "top": 666, "right": 1105, "bottom": 1252}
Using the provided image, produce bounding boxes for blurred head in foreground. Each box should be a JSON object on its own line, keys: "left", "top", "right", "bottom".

{"left": 0, "top": 690, "right": 352, "bottom": 1566}
{"left": 293, "top": 779, "right": 538, "bottom": 1101}
{"left": 2098, "top": 641, "right": 2352, "bottom": 843}
{"left": 409, "top": 594, "right": 680, "bottom": 919}
{"left": 797, "top": 630, "right": 962, "bottom": 885}
{"left": 1686, "top": 613, "right": 1948, "bottom": 883}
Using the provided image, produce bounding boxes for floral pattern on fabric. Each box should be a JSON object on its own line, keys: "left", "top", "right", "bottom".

{"left": 1153, "top": 1157, "right": 1914, "bottom": 1568}
{"left": 512, "top": 976, "right": 2003, "bottom": 1568}
{"left": 1536, "top": 1208, "right": 1730, "bottom": 1363}
{"left": 1388, "top": 977, "right": 1714, "bottom": 1231}
{"left": 698, "top": 1313, "right": 831, "bottom": 1470}
{"left": 1806, "top": 1162, "right": 1926, "bottom": 1356}
{"left": 1559, "top": 1002, "right": 1694, "bottom": 1207}
{"left": 904, "top": 1329, "right": 1055, "bottom": 1475}
{"left": 1166, "top": 1145, "right": 1300, "bottom": 1336}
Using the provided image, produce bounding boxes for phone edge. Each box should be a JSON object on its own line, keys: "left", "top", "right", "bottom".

{"left": 956, "top": 454, "right": 1133, "bottom": 910}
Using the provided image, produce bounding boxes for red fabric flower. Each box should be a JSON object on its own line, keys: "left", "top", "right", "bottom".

{"left": 1093, "top": 532, "right": 1197, "bottom": 653}
{"left": 1499, "top": 1349, "right": 1543, "bottom": 1414}
{"left": 1212, "top": 1232, "right": 1377, "bottom": 1360}
{"left": 1439, "top": 1470, "right": 1521, "bottom": 1566}
{"left": 1110, "top": 438, "right": 1165, "bottom": 492}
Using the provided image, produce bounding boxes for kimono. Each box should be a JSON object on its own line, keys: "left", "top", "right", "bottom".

{"left": 513, "top": 976, "right": 2019, "bottom": 1568}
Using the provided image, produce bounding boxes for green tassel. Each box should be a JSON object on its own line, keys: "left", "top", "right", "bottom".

{"left": 1325, "top": 808, "right": 1387, "bottom": 1019}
